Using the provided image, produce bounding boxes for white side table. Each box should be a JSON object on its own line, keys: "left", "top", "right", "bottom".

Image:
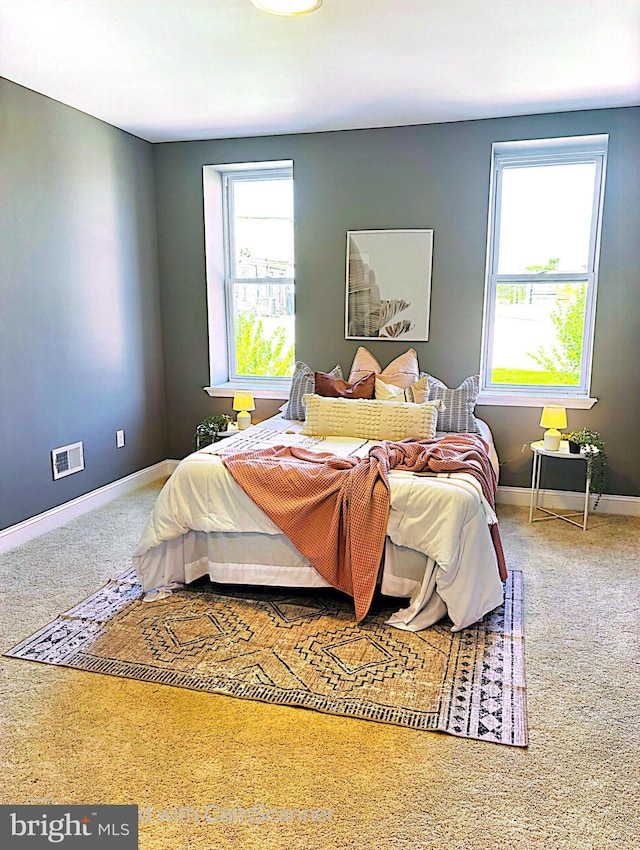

{"left": 196, "top": 428, "right": 238, "bottom": 450}
{"left": 529, "top": 440, "right": 594, "bottom": 530}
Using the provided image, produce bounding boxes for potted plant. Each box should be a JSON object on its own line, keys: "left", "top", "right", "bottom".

{"left": 193, "top": 414, "right": 232, "bottom": 450}
{"left": 564, "top": 428, "right": 607, "bottom": 510}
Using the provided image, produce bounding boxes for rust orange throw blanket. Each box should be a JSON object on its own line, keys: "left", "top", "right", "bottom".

{"left": 223, "top": 434, "right": 506, "bottom": 621}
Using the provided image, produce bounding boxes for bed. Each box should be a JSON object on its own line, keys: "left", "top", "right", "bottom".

{"left": 133, "top": 411, "right": 505, "bottom": 633}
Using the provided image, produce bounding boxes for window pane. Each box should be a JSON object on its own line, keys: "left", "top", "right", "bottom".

{"left": 490, "top": 281, "right": 587, "bottom": 386}
{"left": 233, "top": 282, "right": 295, "bottom": 378}
{"left": 497, "top": 163, "right": 596, "bottom": 274}
{"left": 232, "top": 179, "right": 293, "bottom": 279}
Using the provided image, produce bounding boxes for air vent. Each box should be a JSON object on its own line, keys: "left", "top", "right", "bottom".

{"left": 51, "top": 442, "right": 84, "bottom": 480}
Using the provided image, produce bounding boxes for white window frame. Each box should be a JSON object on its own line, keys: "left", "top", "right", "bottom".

{"left": 202, "top": 160, "right": 294, "bottom": 398}
{"left": 222, "top": 163, "right": 294, "bottom": 386}
{"left": 478, "top": 135, "right": 608, "bottom": 409}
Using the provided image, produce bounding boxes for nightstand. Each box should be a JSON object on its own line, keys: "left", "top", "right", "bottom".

{"left": 196, "top": 429, "right": 238, "bottom": 450}
{"left": 529, "top": 440, "right": 594, "bottom": 530}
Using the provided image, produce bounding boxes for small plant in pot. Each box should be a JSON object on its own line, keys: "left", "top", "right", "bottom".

{"left": 564, "top": 428, "right": 607, "bottom": 510}
{"left": 193, "top": 414, "right": 232, "bottom": 450}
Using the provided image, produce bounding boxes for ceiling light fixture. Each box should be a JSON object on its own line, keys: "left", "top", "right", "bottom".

{"left": 250, "top": 0, "right": 323, "bottom": 15}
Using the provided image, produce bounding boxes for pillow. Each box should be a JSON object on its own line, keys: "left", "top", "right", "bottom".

{"left": 348, "top": 347, "right": 420, "bottom": 388}
{"left": 314, "top": 371, "right": 375, "bottom": 399}
{"left": 374, "top": 374, "right": 428, "bottom": 403}
{"left": 301, "top": 395, "right": 444, "bottom": 441}
{"left": 286, "top": 362, "right": 343, "bottom": 421}
{"left": 426, "top": 374, "right": 481, "bottom": 433}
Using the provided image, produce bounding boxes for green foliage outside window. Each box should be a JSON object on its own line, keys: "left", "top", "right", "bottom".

{"left": 235, "top": 311, "right": 295, "bottom": 378}
{"left": 493, "top": 260, "right": 586, "bottom": 386}
{"left": 525, "top": 258, "right": 560, "bottom": 273}
{"left": 491, "top": 367, "right": 577, "bottom": 385}
{"left": 496, "top": 283, "right": 527, "bottom": 305}
{"left": 529, "top": 284, "right": 586, "bottom": 383}
{"left": 496, "top": 260, "right": 560, "bottom": 306}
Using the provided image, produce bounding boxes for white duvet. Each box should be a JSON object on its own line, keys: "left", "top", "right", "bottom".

{"left": 133, "top": 421, "right": 504, "bottom": 631}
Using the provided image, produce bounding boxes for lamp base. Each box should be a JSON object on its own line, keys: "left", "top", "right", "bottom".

{"left": 236, "top": 411, "right": 252, "bottom": 430}
{"left": 543, "top": 429, "right": 561, "bottom": 451}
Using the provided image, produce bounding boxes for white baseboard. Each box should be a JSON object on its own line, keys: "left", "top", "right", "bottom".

{"left": 497, "top": 485, "right": 640, "bottom": 517}
{"left": 0, "top": 460, "right": 179, "bottom": 555}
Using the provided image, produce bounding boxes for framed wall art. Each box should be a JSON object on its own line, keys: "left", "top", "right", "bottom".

{"left": 345, "top": 229, "right": 433, "bottom": 341}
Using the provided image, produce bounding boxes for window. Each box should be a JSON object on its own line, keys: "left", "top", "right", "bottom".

{"left": 223, "top": 164, "right": 295, "bottom": 383}
{"left": 204, "top": 162, "right": 295, "bottom": 389}
{"left": 480, "top": 135, "right": 608, "bottom": 405}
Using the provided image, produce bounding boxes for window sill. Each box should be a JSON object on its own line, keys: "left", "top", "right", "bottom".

{"left": 477, "top": 393, "right": 597, "bottom": 409}
{"left": 204, "top": 382, "right": 291, "bottom": 401}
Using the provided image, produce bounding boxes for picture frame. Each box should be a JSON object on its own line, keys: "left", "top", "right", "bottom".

{"left": 345, "top": 229, "right": 433, "bottom": 341}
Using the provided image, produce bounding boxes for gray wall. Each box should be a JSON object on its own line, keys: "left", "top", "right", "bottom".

{"left": 154, "top": 107, "right": 640, "bottom": 497}
{"left": 0, "top": 79, "right": 167, "bottom": 530}
{"left": 1, "top": 82, "right": 637, "bottom": 531}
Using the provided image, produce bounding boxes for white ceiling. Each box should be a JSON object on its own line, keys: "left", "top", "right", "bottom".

{"left": 1, "top": 0, "right": 638, "bottom": 143}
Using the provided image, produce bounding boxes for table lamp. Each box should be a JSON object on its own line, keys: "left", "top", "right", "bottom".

{"left": 233, "top": 391, "right": 255, "bottom": 430}
{"left": 540, "top": 404, "right": 567, "bottom": 451}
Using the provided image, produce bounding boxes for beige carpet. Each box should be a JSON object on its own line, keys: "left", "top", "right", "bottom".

{"left": 4, "top": 568, "right": 526, "bottom": 746}
{"left": 1, "top": 480, "right": 638, "bottom": 850}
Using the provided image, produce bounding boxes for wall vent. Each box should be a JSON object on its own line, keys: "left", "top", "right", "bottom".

{"left": 51, "top": 442, "right": 84, "bottom": 480}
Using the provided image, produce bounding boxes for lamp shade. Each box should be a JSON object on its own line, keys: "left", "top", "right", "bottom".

{"left": 250, "top": 0, "right": 323, "bottom": 15}
{"left": 539, "top": 405, "right": 567, "bottom": 430}
{"left": 233, "top": 391, "right": 255, "bottom": 413}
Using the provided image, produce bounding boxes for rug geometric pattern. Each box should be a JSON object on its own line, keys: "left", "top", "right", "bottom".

{"left": 4, "top": 569, "right": 527, "bottom": 746}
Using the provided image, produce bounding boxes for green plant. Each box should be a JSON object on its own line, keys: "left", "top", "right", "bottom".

{"left": 529, "top": 283, "right": 587, "bottom": 383}
{"left": 564, "top": 427, "right": 607, "bottom": 510}
{"left": 235, "top": 312, "right": 294, "bottom": 377}
{"left": 193, "top": 414, "right": 232, "bottom": 450}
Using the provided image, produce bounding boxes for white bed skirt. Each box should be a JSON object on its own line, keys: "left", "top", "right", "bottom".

{"left": 134, "top": 530, "right": 450, "bottom": 631}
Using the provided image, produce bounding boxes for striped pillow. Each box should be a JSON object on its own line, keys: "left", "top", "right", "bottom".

{"left": 285, "top": 362, "right": 343, "bottom": 421}
{"left": 426, "top": 374, "right": 481, "bottom": 433}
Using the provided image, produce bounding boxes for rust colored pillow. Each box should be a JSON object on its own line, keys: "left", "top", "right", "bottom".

{"left": 314, "top": 371, "right": 375, "bottom": 399}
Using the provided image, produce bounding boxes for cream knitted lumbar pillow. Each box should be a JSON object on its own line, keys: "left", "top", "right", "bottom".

{"left": 301, "top": 395, "right": 444, "bottom": 441}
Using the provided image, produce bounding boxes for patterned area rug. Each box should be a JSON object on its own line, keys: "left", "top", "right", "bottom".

{"left": 4, "top": 569, "right": 527, "bottom": 746}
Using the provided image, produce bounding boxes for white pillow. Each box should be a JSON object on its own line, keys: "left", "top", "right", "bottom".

{"left": 348, "top": 346, "right": 420, "bottom": 388}
{"left": 301, "top": 395, "right": 444, "bottom": 441}
{"left": 374, "top": 375, "right": 428, "bottom": 403}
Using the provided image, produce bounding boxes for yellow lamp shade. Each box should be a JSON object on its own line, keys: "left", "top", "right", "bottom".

{"left": 540, "top": 404, "right": 567, "bottom": 451}
{"left": 250, "top": 0, "right": 323, "bottom": 15}
{"left": 539, "top": 405, "right": 567, "bottom": 430}
{"left": 233, "top": 391, "right": 255, "bottom": 430}
{"left": 233, "top": 391, "right": 255, "bottom": 413}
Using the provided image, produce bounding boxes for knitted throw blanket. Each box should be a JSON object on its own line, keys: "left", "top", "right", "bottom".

{"left": 222, "top": 434, "right": 506, "bottom": 622}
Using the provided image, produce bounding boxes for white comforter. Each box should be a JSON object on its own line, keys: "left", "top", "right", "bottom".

{"left": 133, "top": 420, "right": 504, "bottom": 632}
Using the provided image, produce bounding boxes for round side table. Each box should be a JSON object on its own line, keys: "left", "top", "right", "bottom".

{"left": 528, "top": 440, "right": 596, "bottom": 531}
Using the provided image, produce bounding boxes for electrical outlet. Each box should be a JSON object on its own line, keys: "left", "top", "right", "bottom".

{"left": 116, "top": 430, "right": 125, "bottom": 448}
